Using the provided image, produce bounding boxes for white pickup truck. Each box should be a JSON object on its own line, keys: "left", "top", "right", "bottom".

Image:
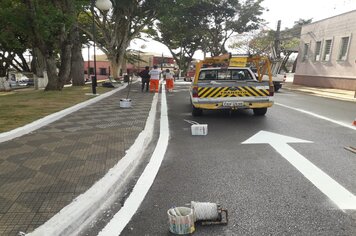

{"left": 261, "top": 73, "right": 286, "bottom": 92}
{"left": 190, "top": 55, "right": 274, "bottom": 116}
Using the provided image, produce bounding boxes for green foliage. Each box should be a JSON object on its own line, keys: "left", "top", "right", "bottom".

{"left": 0, "top": 0, "right": 30, "bottom": 51}
{"left": 230, "top": 18, "right": 313, "bottom": 56}
{"left": 0, "top": 0, "right": 32, "bottom": 75}
{"left": 153, "top": 0, "right": 265, "bottom": 73}
{"left": 201, "top": 0, "right": 265, "bottom": 56}
{"left": 154, "top": 0, "right": 207, "bottom": 73}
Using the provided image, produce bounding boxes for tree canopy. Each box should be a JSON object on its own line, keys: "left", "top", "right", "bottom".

{"left": 153, "top": 0, "right": 265, "bottom": 74}
{"left": 230, "top": 18, "right": 313, "bottom": 55}
{"left": 79, "top": 0, "right": 162, "bottom": 78}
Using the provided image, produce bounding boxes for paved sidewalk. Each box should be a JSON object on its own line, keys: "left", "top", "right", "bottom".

{"left": 283, "top": 82, "right": 356, "bottom": 102}
{"left": 0, "top": 82, "right": 155, "bottom": 235}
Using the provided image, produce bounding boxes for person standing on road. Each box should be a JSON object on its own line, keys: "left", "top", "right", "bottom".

{"left": 164, "top": 69, "right": 174, "bottom": 92}
{"left": 149, "top": 65, "right": 161, "bottom": 93}
{"left": 138, "top": 66, "right": 150, "bottom": 92}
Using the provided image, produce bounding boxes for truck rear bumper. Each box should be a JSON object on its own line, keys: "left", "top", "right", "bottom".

{"left": 191, "top": 97, "right": 274, "bottom": 110}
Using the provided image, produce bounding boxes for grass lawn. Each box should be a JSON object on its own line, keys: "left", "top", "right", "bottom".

{"left": 0, "top": 85, "right": 115, "bottom": 133}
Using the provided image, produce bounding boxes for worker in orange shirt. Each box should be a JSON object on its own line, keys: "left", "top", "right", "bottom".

{"left": 148, "top": 65, "right": 161, "bottom": 93}
{"left": 164, "top": 69, "right": 174, "bottom": 92}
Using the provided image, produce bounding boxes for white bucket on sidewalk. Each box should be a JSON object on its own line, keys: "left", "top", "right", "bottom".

{"left": 167, "top": 207, "right": 195, "bottom": 235}
{"left": 120, "top": 98, "right": 132, "bottom": 108}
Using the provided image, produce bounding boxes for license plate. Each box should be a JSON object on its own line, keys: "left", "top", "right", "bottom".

{"left": 222, "top": 101, "right": 244, "bottom": 107}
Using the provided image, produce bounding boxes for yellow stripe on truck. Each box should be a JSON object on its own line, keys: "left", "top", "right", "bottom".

{"left": 198, "top": 87, "right": 269, "bottom": 98}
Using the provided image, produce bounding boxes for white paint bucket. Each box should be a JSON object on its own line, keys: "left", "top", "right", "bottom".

{"left": 191, "top": 124, "right": 208, "bottom": 135}
{"left": 120, "top": 98, "right": 132, "bottom": 108}
{"left": 167, "top": 207, "right": 195, "bottom": 235}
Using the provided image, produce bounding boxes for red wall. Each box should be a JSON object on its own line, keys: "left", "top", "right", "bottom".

{"left": 84, "top": 61, "right": 111, "bottom": 81}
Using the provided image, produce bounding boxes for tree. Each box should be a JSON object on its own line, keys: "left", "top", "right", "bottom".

{"left": 79, "top": 0, "right": 161, "bottom": 79}
{"left": 0, "top": 0, "right": 31, "bottom": 76}
{"left": 70, "top": 21, "right": 85, "bottom": 86}
{"left": 201, "top": 0, "right": 265, "bottom": 56}
{"left": 229, "top": 30, "right": 274, "bottom": 55}
{"left": 0, "top": 0, "right": 87, "bottom": 90}
{"left": 21, "top": 0, "right": 87, "bottom": 90}
{"left": 153, "top": 0, "right": 207, "bottom": 75}
{"left": 230, "top": 18, "right": 313, "bottom": 56}
{"left": 153, "top": 0, "right": 265, "bottom": 75}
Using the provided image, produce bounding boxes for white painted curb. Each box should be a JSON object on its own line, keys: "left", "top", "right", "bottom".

{"left": 27, "top": 92, "right": 159, "bottom": 236}
{"left": 98, "top": 79, "right": 169, "bottom": 236}
{"left": 0, "top": 84, "right": 127, "bottom": 143}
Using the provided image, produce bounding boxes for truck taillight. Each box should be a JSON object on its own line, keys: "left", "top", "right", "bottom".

{"left": 192, "top": 86, "right": 199, "bottom": 98}
{"left": 269, "top": 86, "right": 274, "bottom": 96}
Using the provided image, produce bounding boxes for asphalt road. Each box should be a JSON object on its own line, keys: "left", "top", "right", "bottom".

{"left": 120, "top": 83, "right": 356, "bottom": 235}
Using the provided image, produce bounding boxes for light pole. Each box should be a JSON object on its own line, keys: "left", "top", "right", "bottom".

{"left": 91, "top": 0, "right": 112, "bottom": 94}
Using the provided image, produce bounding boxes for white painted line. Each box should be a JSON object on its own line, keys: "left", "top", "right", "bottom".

{"left": 275, "top": 102, "right": 356, "bottom": 131}
{"left": 27, "top": 92, "right": 158, "bottom": 236}
{"left": 0, "top": 84, "right": 128, "bottom": 143}
{"left": 243, "top": 131, "right": 356, "bottom": 210}
{"left": 98, "top": 85, "right": 169, "bottom": 235}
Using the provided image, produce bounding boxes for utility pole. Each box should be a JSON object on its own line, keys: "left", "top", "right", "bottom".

{"left": 274, "top": 20, "right": 281, "bottom": 59}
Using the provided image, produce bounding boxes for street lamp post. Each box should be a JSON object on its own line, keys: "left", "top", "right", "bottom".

{"left": 91, "top": 0, "right": 112, "bottom": 95}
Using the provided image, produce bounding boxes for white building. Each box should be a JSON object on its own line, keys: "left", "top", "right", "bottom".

{"left": 295, "top": 10, "right": 356, "bottom": 90}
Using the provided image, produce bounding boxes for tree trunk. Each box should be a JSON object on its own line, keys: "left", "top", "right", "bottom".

{"left": 58, "top": 24, "right": 73, "bottom": 89}
{"left": 110, "top": 59, "right": 120, "bottom": 79}
{"left": 58, "top": 43, "right": 72, "bottom": 89}
{"left": 121, "top": 58, "right": 127, "bottom": 75}
{"left": 70, "top": 25, "right": 84, "bottom": 86}
{"left": 33, "top": 48, "right": 46, "bottom": 77}
{"left": 45, "top": 56, "right": 60, "bottom": 90}
{"left": 70, "top": 43, "right": 85, "bottom": 86}
{"left": 108, "top": 48, "right": 126, "bottom": 79}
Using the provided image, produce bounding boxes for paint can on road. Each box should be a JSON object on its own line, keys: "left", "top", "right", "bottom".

{"left": 167, "top": 207, "right": 195, "bottom": 235}
{"left": 184, "top": 120, "right": 208, "bottom": 135}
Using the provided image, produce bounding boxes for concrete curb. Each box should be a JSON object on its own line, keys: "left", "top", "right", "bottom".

{"left": 0, "top": 84, "right": 128, "bottom": 144}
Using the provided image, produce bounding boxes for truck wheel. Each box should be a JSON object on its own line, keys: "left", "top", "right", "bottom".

{"left": 273, "top": 82, "right": 281, "bottom": 92}
{"left": 192, "top": 106, "right": 203, "bottom": 116}
{"left": 253, "top": 108, "right": 267, "bottom": 116}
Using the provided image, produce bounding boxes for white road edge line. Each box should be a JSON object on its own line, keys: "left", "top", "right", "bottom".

{"left": 98, "top": 82, "right": 169, "bottom": 236}
{"left": 275, "top": 102, "right": 356, "bottom": 131}
{"left": 0, "top": 84, "right": 128, "bottom": 143}
{"left": 27, "top": 89, "right": 158, "bottom": 236}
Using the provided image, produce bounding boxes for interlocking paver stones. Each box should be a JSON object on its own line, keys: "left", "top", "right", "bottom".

{"left": 0, "top": 83, "right": 155, "bottom": 235}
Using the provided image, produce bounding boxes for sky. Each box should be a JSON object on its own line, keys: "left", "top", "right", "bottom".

{"left": 84, "top": 0, "right": 356, "bottom": 60}
{"left": 261, "top": 0, "right": 356, "bottom": 30}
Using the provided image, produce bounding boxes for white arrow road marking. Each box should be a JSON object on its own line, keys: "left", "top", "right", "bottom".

{"left": 242, "top": 131, "right": 356, "bottom": 210}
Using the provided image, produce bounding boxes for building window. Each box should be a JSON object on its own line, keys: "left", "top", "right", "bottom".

{"left": 322, "top": 39, "right": 332, "bottom": 61}
{"left": 314, "top": 41, "right": 322, "bottom": 61}
{"left": 99, "top": 68, "right": 107, "bottom": 75}
{"left": 89, "top": 67, "right": 94, "bottom": 74}
{"left": 302, "top": 43, "right": 309, "bottom": 61}
{"left": 338, "top": 36, "right": 350, "bottom": 61}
